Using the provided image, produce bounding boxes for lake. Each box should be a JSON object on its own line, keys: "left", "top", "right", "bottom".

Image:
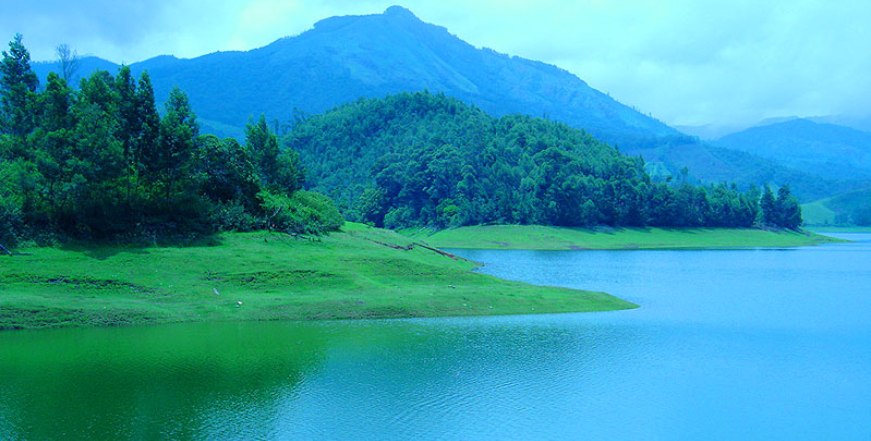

{"left": 1, "top": 234, "right": 869, "bottom": 440}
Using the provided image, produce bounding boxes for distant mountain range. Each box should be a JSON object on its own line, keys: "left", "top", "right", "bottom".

{"left": 30, "top": 6, "right": 870, "bottom": 202}
{"left": 678, "top": 115, "right": 871, "bottom": 141}
{"left": 715, "top": 119, "right": 871, "bottom": 182}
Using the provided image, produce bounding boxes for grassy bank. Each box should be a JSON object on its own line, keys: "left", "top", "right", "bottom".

{"left": 806, "top": 226, "right": 871, "bottom": 233}
{"left": 0, "top": 224, "right": 635, "bottom": 330}
{"left": 402, "top": 225, "right": 840, "bottom": 250}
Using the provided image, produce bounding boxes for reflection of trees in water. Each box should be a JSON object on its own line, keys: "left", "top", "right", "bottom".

{"left": 0, "top": 322, "right": 331, "bottom": 441}
{"left": 0, "top": 317, "right": 641, "bottom": 440}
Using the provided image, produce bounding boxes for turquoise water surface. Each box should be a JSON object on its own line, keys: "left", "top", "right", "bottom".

{"left": 0, "top": 234, "right": 869, "bottom": 440}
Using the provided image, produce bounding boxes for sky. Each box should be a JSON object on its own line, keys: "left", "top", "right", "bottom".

{"left": 2, "top": 0, "right": 868, "bottom": 129}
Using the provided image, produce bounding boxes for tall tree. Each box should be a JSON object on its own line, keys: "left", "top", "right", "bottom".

{"left": 776, "top": 185, "right": 802, "bottom": 230}
{"left": 156, "top": 87, "right": 199, "bottom": 197}
{"left": 135, "top": 72, "right": 160, "bottom": 181}
{"left": 760, "top": 185, "right": 778, "bottom": 227}
{"left": 0, "top": 34, "right": 39, "bottom": 142}
{"left": 31, "top": 72, "right": 76, "bottom": 220}
{"left": 56, "top": 44, "right": 79, "bottom": 83}
{"left": 246, "top": 114, "right": 280, "bottom": 186}
{"left": 114, "top": 65, "right": 139, "bottom": 164}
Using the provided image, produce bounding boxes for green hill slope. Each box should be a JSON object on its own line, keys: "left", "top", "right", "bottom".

{"left": 802, "top": 188, "right": 871, "bottom": 225}
{"left": 288, "top": 92, "right": 792, "bottom": 230}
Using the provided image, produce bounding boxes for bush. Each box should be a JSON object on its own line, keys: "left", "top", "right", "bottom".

{"left": 383, "top": 206, "right": 415, "bottom": 230}
{"left": 208, "top": 199, "right": 260, "bottom": 231}
{"left": 0, "top": 159, "right": 26, "bottom": 248}
{"left": 0, "top": 196, "right": 23, "bottom": 248}
{"left": 259, "top": 190, "right": 344, "bottom": 235}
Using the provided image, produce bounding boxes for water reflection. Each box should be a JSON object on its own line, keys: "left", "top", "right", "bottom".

{"left": 1, "top": 235, "right": 869, "bottom": 440}
{"left": 0, "top": 322, "right": 328, "bottom": 440}
{"left": 0, "top": 316, "right": 644, "bottom": 440}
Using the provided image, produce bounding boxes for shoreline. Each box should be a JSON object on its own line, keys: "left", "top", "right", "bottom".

{"left": 402, "top": 225, "right": 842, "bottom": 250}
{"left": 0, "top": 225, "right": 636, "bottom": 331}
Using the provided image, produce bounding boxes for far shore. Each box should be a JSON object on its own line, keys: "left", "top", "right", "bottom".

{"left": 805, "top": 226, "right": 871, "bottom": 234}
{"left": 402, "top": 225, "right": 842, "bottom": 250}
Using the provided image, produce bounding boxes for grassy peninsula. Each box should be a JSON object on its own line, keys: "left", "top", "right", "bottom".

{"left": 0, "top": 224, "right": 635, "bottom": 330}
{"left": 403, "top": 225, "right": 840, "bottom": 250}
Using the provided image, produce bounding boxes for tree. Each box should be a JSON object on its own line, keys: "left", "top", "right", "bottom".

{"left": 135, "top": 72, "right": 160, "bottom": 181}
{"left": 155, "top": 87, "right": 198, "bottom": 197}
{"left": 30, "top": 72, "right": 76, "bottom": 221}
{"left": 114, "top": 65, "right": 139, "bottom": 165}
{"left": 760, "top": 185, "right": 778, "bottom": 227}
{"left": 56, "top": 44, "right": 79, "bottom": 83}
{"left": 195, "top": 134, "right": 259, "bottom": 208}
{"left": 246, "top": 115, "right": 280, "bottom": 186}
{"left": 760, "top": 184, "right": 802, "bottom": 229}
{"left": 0, "top": 34, "right": 39, "bottom": 142}
{"left": 274, "top": 148, "right": 305, "bottom": 193}
{"left": 68, "top": 72, "right": 126, "bottom": 236}
{"left": 776, "top": 185, "right": 802, "bottom": 230}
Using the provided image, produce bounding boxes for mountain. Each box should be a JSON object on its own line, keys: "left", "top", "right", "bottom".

{"left": 34, "top": 6, "right": 678, "bottom": 147}
{"left": 27, "top": 6, "right": 853, "bottom": 200}
{"left": 809, "top": 115, "right": 871, "bottom": 133}
{"left": 715, "top": 119, "right": 871, "bottom": 182}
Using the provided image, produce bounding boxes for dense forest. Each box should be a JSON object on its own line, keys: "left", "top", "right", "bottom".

{"left": 0, "top": 35, "right": 342, "bottom": 248}
{"left": 1, "top": 34, "right": 803, "bottom": 250}
{"left": 288, "top": 92, "right": 802, "bottom": 230}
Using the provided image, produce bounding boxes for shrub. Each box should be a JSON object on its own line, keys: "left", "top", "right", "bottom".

{"left": 0, "top": 196, "right": 22, "bottom": 248}
{"left": 259, "top": 190, "right": 344, "bottom": 235}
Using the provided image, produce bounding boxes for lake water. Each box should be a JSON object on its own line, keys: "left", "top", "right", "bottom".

{"left": 0, "top": 234, "right": 869, "bottom": 440}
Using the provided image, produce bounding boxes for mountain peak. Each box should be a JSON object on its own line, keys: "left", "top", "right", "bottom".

{"left": 383, "top": 5, "right": 419, "bottom": 21}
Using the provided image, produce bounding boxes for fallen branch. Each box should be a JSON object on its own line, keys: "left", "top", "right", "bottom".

{"left": 0, "top": 243, "right": 12, "bottom": 256}
{"left": 367, "top": 239, "right": 413, "bottom": 251}
{"left": 360, "top": 237, "right": 466, "bottom": 261}
{"left": 413, "top": 242, "right": 463, "bottom": 260}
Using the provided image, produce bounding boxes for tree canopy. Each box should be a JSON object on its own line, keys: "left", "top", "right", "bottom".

{"left": 288, "top": 92, "right": 790, "bottom": 230}
{"left": 0, "top": 36, "right": 340, "bottom": 247}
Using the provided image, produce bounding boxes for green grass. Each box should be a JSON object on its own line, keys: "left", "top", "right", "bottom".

{"left": 802, "top": 187, "right": 871, "bottom": 226}
{"left": 0, "top": 224, "right": 635, "bottom": 330}
{"left": 402, "top": 225, "right": 840, "bottom": 250}
{"left": 801, "top": 199, "right": 838, "bottom": 225}
{"left": 806, "top": 226, "right": 871, "bottom": 233}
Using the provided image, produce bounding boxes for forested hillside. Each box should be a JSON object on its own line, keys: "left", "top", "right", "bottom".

{"left": 288, "top": 92, "right": 801, "bottom": 230}
{"left": 622, "top": 139, "right": 853, "bottom": 202}
{"left": 0, "top": 35, "right": 341, "bottom": 248}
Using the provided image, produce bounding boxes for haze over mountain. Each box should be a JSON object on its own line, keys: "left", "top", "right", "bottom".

{"left": 678, "top": 115, "right": 871, "bottom": 141}
{"left": 28, "top": 6, "right": 862, "bottom": 201}
{"left": 716, "top": 119, "right": 871, "bottom": 182}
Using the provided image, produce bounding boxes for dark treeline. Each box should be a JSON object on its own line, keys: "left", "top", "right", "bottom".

{"left": 0, "top": 35, "right": 341, "bottom": 247}
{"left": 289, "top": 92, "right": 802, "bottom": 230}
